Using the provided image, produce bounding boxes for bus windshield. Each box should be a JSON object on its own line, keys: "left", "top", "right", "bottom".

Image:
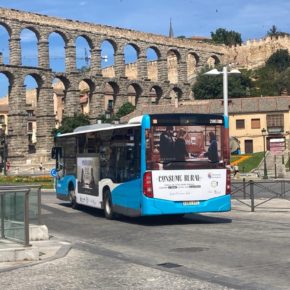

{"left": 146, "top": 124, "right": 225, "bottom": 170}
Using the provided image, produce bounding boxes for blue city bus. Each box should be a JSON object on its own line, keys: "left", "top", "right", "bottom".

{"left": 52, "top": 114, "right": 231, "bottom": 219}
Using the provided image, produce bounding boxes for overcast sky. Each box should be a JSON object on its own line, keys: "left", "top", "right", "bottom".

{"left": 1, "top": 0, "right": 290, "bottom": 40}
{"left": 1, "top": 0, "right": 290, "bottom": 97}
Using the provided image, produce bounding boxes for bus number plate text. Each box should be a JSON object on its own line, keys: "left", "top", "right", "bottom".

{"left": 183, "top": 201, "right": 200, "bottom": 206}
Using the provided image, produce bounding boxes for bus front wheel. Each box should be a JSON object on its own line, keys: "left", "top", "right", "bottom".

{"left": 104, "top": 190, "right": 114, "bottom": 220}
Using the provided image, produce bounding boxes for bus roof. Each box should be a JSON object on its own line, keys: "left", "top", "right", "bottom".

{"left": 57, "top": 122, "right": 141, "bottom": 138}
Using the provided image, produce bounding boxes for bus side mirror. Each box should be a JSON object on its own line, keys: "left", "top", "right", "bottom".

{"left": 51, "top": 147, "right": 62, "bottom": 159}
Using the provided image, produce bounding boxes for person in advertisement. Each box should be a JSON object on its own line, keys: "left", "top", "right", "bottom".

{"left": 204, "top": 131, "right": 219, "bottom": 163}
{"left": 159, "top": 126, "right": 175, "bottom": 162}
{"left": 174, "top": 128, "right": 188, "bottom": 161}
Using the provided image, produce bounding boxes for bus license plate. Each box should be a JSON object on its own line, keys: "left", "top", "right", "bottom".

{"left": 183, "top": 201, "right": 200, "bottom": 206}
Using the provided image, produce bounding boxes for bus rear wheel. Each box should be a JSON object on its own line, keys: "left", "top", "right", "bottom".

{"left": 104, "top": 191, "right": 114, "bottom": 220}
{"left": 69, "top": 188, "right": 78, "bottom": 209}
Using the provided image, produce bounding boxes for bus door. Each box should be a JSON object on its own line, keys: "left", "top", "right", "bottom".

{"left": 109, "top": 128, "right": 141, "bottom": 213}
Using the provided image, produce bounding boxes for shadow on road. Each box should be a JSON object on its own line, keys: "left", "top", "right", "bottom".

{"left": 59, "top": 202, "right": 232, "bottom": 226}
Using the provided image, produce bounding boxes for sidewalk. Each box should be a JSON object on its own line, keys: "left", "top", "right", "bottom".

{"left": 0, "top": 237, "right": 71, "bottom": 273}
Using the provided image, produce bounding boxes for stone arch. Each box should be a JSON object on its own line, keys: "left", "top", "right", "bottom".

{"left": 169, "top": 86, "right": 183, "bottom": 106}
{"left": 23, "top": 74, "right": 41, "bottom": 153}
{"left": 207, "top": 55, "right": 220, "bottom": 68}
{"left": 20, "top": 28, "right": 39, "bottom": 67}
{"left": 21, "top": 26, "right": 41, "bottom": 41}
{"left": 146, "top": 46, "right": 160, "bottom": 81}
{"left": 75, "top": 35, "right": 93, "bottom": 70}
{"left": 0, "top": 23, "right": 11, "bottom": 65}
{"left": 78, "top": 79, "right": 95, "bottom": 115}
{"left": 100, "top": 39, "right": 117, "bottom": 77}
{"left": 48, "top": 31, "right": 68, "bottom": 72}
{"left": 149, "top": 85, "right": 163, "bottom": 104}
{"left": 167, "top": 48, "right": 181, "bottom": 84}
{"left": 53, "top": 76, "right": 70, "bottom": 126}
{"left": 104, "top": 81, "right": 120, "bottom": 114}
{"left": 0, "top": 22, "right": 12, "bottom": 36}
{"left": 187, "top": 52, "right": 199, "bottom": 81}
{"left": 127, "top": 82, "right": 142, "bottom": 107}
{"left": 124, "top": 42, "right": 140, "bottom": 80}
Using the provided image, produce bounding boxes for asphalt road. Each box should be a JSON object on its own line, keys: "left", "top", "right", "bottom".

{"left": 2, "top": 191, "right": 290, "bottom": 290}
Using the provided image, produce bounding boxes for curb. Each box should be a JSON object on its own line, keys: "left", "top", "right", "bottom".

{"left": 0, "top": 244, "right": 72, "bottom": 273}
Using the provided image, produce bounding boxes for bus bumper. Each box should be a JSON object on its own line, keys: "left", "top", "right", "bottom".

{"left": 141, "top": 194, "right": 231, "bottom": 216}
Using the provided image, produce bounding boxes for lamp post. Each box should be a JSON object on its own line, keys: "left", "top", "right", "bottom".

{"left": 204, "top": 66, "right": 241, "bottom": 117}
{"left": 204, "top": 66, "right": 241, "bottom": 164}
{"left": 261, "top": 128, "right": 268, "bottom": 179}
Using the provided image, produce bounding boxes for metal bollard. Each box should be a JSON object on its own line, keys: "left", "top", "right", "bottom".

{"left": 243, "top": 178, "right": 246, "bottom": 199}
{"left": 1, "top": 194, "right": 4, "bottom": 239}
{"left": 250, "top": 180, "right": 255, "bottom": 212}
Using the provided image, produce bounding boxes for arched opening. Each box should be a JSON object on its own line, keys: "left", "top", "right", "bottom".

{"left": 127, "top": 83, "right": 142, "bottom": 106}
{"left": 24, "top": 75, "right": 40, "bottom": 153}
{"left": 169, "top": 87, "right": 182, "bottom": 107}
{"left": 149, "top": 86, "right": 163, "bottom": 104}
{"left": 187, "top": 52, "right": 199, "bottom": 81}
{"left": 124, "top": 44, "right": 139, "bottom": 79}
{"left": 49, "top": 32, "right": 66, "bottom": 72}
{"left": 104, "top": 82, "right": 119, "bottom": 115}
{"left": 0, "top": 24, "right": 10, "bottom": 65}
{"left": 0, "top": 72, "right": 10, "bottom": 99}
{"left": 167, "top": 49, "right": 180, "bottom": 84}
{"left": 207, "top": 55, "right": 220, "bottom": 68}
{"left": 101, "top": 40, "right": 115, "bottom": 77}
{"left": 146, "top": 47, "right": 159, "bottom": 81}
{"left": 20, "top": 28, "right": 38, "bottom": 67}
{"left": 0, "top": 72, "right": 10, "bottom": 169}
{"left": 75, "top": 36, "right": 91, "bottom": 71}
{"left": 52, "top": 77, "right": 67, "bottom": 128}
{"left": 79, "top": 80, "right": 94, "bottom": 115}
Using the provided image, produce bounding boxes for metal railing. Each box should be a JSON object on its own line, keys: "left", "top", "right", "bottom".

{"left": 0, "top": 185, "right": 42, "bottom": 246}
{"left": 231, "top": 179, "right": 290, "bottom": 212}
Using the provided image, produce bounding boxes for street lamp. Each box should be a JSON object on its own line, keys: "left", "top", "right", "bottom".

{"left": 204, "top": 66, "right": 241, "bottom": 165}
{"left": 261, "top": 128, "right": 268, "bottom": 179}
{"left": 204, "top": 66, "right": 241, "bottom": 117}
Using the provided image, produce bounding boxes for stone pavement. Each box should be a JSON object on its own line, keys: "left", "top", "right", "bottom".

{"left": 1, "top": 198, "right": 290, "bottom": 270}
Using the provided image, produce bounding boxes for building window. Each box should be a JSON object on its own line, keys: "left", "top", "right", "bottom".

{"left": 27, "top": 110, "right": 34, "bottom": 117}
{"left": 28, "top": 122, "right": 33, "bottom": 132}
{"left": 107, "top": 99, "right": 113, "bottom": 110}
{"left": 236, "top": 119, "right": 245, "bottom": 129}
{"left": 251, "top": 118, "right": 260, "bottom": 129}
{"left": 267, "top": 114, "right": 284, "bottom": 128}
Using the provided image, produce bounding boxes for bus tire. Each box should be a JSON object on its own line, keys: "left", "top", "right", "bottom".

{"left": 69, "top": 187, "right": 78, "bottom": 209}
{"left": 104, "top": 190, "right": 114, "bottom": 220}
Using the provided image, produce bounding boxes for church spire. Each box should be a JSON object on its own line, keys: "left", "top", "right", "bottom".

{"left": 169, "top": 18, "right": 174, "bottom": 38}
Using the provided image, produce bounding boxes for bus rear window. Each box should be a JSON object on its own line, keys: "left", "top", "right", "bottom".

{"left": 146, "top": 125, "right": 224, "bottom": 170}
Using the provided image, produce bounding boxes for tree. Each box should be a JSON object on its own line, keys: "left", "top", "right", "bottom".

{"left": 99, "top": 102, "right": 136, "bottom": 123}
{"left": 265, "top": 49, "right": 290, "bottom": 72}
{"left": 211, "top": 28, "right": 242, "bottom": 46}
{"left": 53, "top": 113, "right": 90, "bottom": 135}
{"left": 266, "top": 25, "right": 289, "bottom": 38}
{"left": 192, "top": 66, "right": 252, "bottom": 100}
{"left": 115, "top": 102, "right": 135, "bottom": 119}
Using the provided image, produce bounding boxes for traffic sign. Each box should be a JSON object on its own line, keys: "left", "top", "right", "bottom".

{"left": 50, "top": 168, "right": 58, "bottom": 177}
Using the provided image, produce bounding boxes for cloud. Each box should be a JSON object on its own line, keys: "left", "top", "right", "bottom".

{"left": 79, "top": 1, "right": 87, "bottom": 6}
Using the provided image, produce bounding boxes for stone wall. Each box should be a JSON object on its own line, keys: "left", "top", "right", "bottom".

{"left": 226, "top": 36, "right": 290, "bottom": 69}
